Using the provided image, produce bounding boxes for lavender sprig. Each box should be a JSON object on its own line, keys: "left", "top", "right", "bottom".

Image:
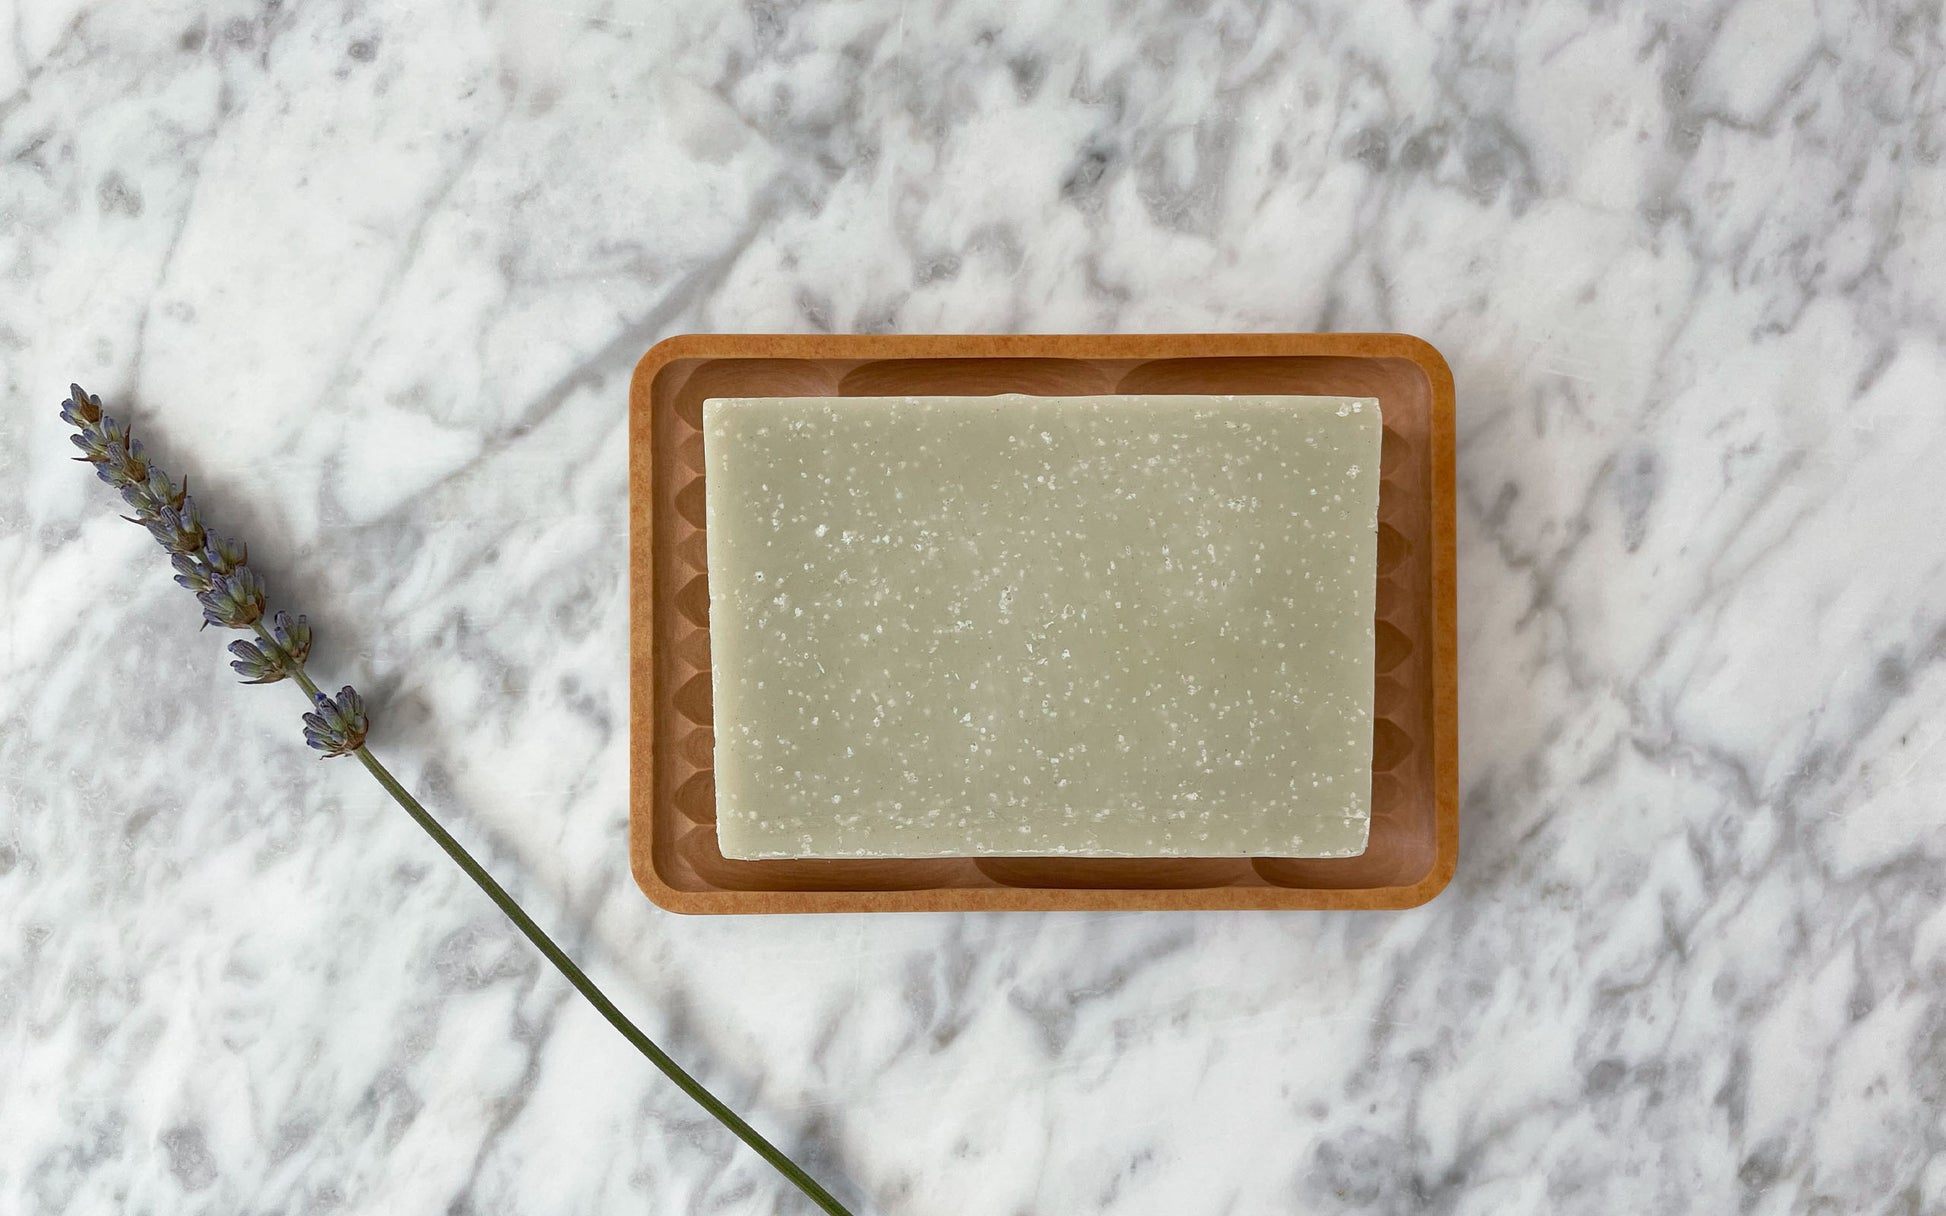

{"left": 61, "top": 385, "right": 854, "bottom": 1216}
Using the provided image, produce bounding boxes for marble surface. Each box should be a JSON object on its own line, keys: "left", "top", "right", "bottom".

{"left": 3, "top": 0, "right": 1944, "bottom": 1211}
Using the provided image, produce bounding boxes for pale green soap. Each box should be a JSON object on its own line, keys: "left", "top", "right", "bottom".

{"left": 701, "top": 394, "right": 1382, "bottom": 859}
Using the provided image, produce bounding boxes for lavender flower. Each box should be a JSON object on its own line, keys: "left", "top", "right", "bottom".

{"left": 121, "top": 465, "right": 184, "bottom": 518}
{"left": 228, "top": 611, "right": 311, "bottom": 684}
{"left": 171, "top": 551, "right": 213, "bottom": 593}
{"left": 197, "top": 565, "right": 268, "bottom": 628}
{"left": 302, "top": 686, "right": 368, "bottom": 757}
{"left": 144, "top": 500, "right": 206, "bottom": 554}
{"left": 59, "top": 384, "right": 854, "bottom": 1216}
{"left": 205, "top": 535, "right": 247, "bottom": 572}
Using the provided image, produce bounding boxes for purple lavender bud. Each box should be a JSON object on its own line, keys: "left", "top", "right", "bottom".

{"left": 94, "top": 442, "right": 130, "bottom": 484}
{"left": 96, "top": 415, "right": 129, "bottom": 450}
{"left": 171, "top": 552, "right": 213, "bottom": 593}
{"left": 270, "top": 610, "right": 312, "bottom": 665}
{"left": 205, "top": 536, "right": 248, "bottom": 574}
{"left": 60, "top": 384, "right": 102, "bottom": 428}
{"left": 197, "top": 566, "right": 267, "bottom": 629}
{"left": 120, "top": 479, "right": 160, "bottom": 517}
{"left": 70, "top": 430, "right": 110, "bottom": 462}
{"left": 145, "top": 499, "right": 207, "bottom": 555}
{"left": 149, "top": 466, "right": 184, "bottom": 510}
{"left": 302, "top": 686, "right": 368, "bottom": 757}
{"left": 225, "top": 611, "right": 312, "bottom": 683}
{"left": 227, "top": 639, "right": 283, "bottom": 684}
{"left": 119, "top": 435, "right": 148, "bottom": 483}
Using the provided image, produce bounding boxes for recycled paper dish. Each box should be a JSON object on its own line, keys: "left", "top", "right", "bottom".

{"left": 628, "top": 333, "right": 1457, "bottom": 913}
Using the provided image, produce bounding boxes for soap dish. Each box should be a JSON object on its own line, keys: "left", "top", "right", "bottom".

{"left": 629, "top": 333, "right": 1457, "bottom": 913}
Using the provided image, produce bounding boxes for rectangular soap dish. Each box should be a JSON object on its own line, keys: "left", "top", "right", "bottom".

{"left": 628, "top": 333, "right": 1457, "bottom": 913}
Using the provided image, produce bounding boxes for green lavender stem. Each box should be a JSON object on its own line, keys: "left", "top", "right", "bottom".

{"left": 257, "top": 626, "right": 855, "bottom": 1216}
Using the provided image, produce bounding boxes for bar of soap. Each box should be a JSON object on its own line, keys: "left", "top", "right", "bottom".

{"left": 701, "top": 394, "right": 1381, "bottom": 859}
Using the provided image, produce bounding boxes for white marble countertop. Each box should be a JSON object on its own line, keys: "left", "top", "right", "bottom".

{"left": 5, "top": 1, "right": 1945, "bottom": 1212}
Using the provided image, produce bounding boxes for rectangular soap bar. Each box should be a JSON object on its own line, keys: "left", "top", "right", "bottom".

{"left": 701, "top": 394, "right": 1382, "bottom": 859}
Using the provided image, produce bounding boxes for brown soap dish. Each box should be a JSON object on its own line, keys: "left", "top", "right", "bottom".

{"left": 629, "top": 333, "right": 1457, "bottom": 913}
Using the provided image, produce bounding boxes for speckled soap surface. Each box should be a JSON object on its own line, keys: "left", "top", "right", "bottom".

{"left": 702, "top": 393, "right": 1382, "bottom": 858}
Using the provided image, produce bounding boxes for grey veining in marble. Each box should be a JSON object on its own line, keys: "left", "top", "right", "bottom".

{"left": 3, "top": 0, "right": 1945, "bottom": 1212}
